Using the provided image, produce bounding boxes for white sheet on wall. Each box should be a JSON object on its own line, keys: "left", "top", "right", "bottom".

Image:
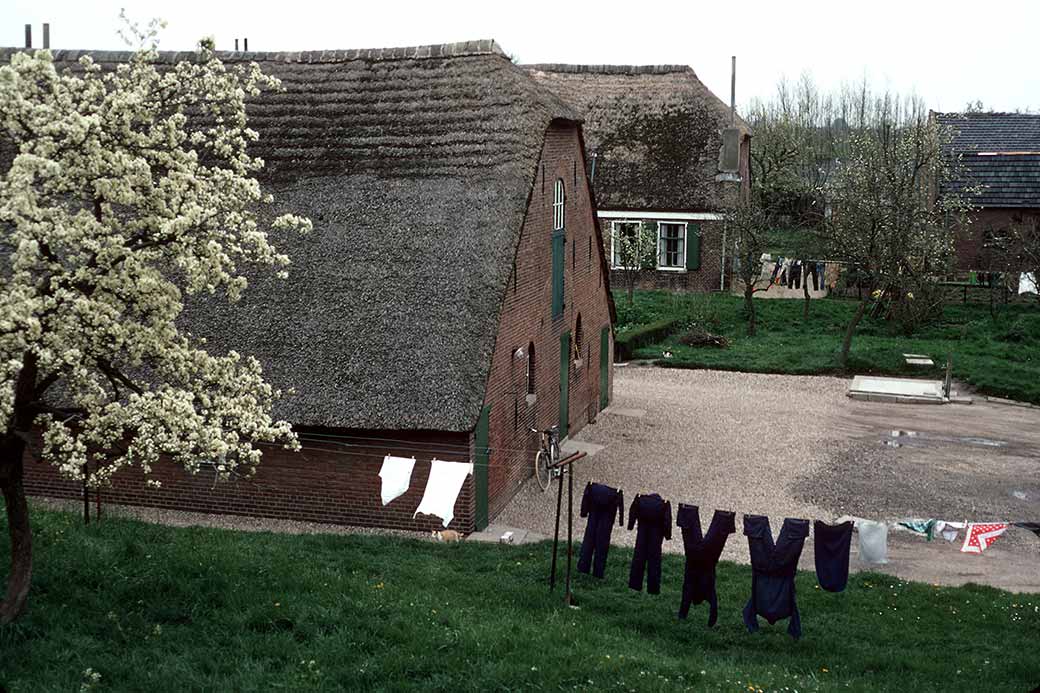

{"left": 379, "top": 455, "right": 416, "bottom": 506}
{"left": 414, "top": 459, "right": 473, "bottom": 527}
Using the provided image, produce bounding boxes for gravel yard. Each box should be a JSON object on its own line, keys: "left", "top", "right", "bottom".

{"left": 496, "top": 366, "right": 1040, "bottom": 592}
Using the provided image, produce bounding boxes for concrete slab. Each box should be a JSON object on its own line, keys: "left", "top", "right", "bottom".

{"left": 904, "top": 357, "right": 935, "bottom": 367}
{"left": 604, "top": 407, "right": 646, "bottom": 418}
{"left": 848, "top": 376, "right": 945, "bottom": 404}
{"left": 467, "top": 523, "right": 546, "bottom": 545}
{"left": 561, "top": 440, "right": 605, "bottom": 457}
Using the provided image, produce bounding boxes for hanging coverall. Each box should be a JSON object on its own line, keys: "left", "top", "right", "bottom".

{"left": 577, "top": 482, "right": 624, "bottom": 579}
{"left": 677, "top": 505, "right": 736, "bottom": 626}
{"left": 742, "top": 515, "right": 810, "bottom": 639}
{"left": 627, "top": 493, "right": 672, "bottom": 594}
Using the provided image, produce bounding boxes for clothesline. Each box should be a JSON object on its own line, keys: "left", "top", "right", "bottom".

{"left": 296, "top": 430, "right": 553, "bottom": 457}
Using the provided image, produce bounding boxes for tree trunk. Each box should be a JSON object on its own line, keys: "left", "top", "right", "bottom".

{"left": 840, "top": 298, "right": 869, "bottom": 371}
{"left": 802, "top": 268, "right": 811, "bottom": 322}
{"left": 0, "top": 434, "right": 32, "bottom": 625}
{"left": 627, "top": 271, "right": 635, "bottom": 306}
{"left": 743, "top": 283, "right": 757, "bottom": 337}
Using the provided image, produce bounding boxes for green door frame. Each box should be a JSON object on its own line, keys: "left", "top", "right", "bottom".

{"left": 599, "top": 326, "right": 610, "bottom": 411}
{"left": 559, "top": 331, "right": 570, "bottom": 438}
{"left": 474, "top": 405, "right": 490, "bottom": 531}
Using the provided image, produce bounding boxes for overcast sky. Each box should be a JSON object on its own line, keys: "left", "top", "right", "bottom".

{"left": 6, "top": 0, "right": 1039, "bottom": 113}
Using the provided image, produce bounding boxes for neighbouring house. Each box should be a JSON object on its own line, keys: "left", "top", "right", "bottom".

{"left": 15, "top": 41, "right": 616, "bottom": 533}
{"left": 524, "top": 63, "right": 752, "bottom": 293}
{"left": 935, "top": 112, "right": 1040, "bottom": 271}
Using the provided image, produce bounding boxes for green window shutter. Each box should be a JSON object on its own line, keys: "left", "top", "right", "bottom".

{"left": 551, "top": 232, "right": 565, "bottom": 317}
{"left": 686, "top": 224, "right": 701, "bottom": 271}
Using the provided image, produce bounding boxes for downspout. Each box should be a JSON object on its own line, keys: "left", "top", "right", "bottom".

{"left": 720, "top": 221, "right": 727, "bottom": 291}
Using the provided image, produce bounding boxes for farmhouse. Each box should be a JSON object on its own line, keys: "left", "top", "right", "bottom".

{"left": 524, "top": 63, "right": 751, "bottom": 293}
{"left": 18, "top": 41, "right": 615, "bottom": 533}
{"left": 935, "top": 111, "right": 1040, "bottom": 271}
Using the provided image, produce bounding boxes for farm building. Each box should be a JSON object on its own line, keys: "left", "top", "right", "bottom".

{"left": 524, "top": 63, "right": 751, "bottom": 293}
{"left": 935, "top": 111, "right": 1040, "bottom": 272}
{"left": 15, "top": 41, "right": 616, "bottom": 533}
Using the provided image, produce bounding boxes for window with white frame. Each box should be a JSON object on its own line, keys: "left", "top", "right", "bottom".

{"left": 657, "top": 222, "right": 686, "bottom": 270}
{"left": 610, "top": 221, "right": 641, "bottom": 269}
{"left": 553, "top": 179, "right": 565, "bottom": 231}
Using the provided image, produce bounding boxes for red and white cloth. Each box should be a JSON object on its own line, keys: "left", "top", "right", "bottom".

{"left": 960, "top": 523, "right": 1008, "bottom": 553}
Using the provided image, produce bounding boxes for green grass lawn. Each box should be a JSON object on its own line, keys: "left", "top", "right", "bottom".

{"left": 617, "top": 291, "right": 1040, "bottom": 404}
{"left": 2, "top": 508, "right": 1038, "bottom": 691}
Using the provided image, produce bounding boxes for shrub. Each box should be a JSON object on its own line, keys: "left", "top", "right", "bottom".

{"left": 614, "top": 317, "right": 680, "bottom": 361}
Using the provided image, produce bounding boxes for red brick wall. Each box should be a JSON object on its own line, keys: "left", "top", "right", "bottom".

{"left": 603, "top": 218, "right": 726, "bottom": 294}
{"left": 480, "top": 122, "right": 615, "bottom": 521}
{"left": 954, "top": 208, "right": 1040, "bottom": 270}
{"left": 23, "top": 429, "right": 476, "bottom": 533}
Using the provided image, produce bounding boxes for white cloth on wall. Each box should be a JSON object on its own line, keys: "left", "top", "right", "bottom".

{"left": 414, "top": 459, "right": 473, "bottom": 528}
{"left": 856, "top": 519, "right": 889, "bottom": 564}
{"left": 1019, "top": 272, "right": 1037, "bottom": 295}
{"left": 379, "top": 455, "right": 416, "bottom": 506}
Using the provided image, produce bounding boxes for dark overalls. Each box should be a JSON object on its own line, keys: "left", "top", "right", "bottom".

{"left": 577, "top": 482, "right": 624, "bottom": 579}
{"left": 627, "top": 493, "right": 672, "bottom": 594}
{"left": 677, "top": 505, "right": 736, "bottom": 626}
{"left": 813, "top": 520, "right": 854, "bottom": 592}
{"left": 742, "top": 515, "right": 810, "bottom": 639}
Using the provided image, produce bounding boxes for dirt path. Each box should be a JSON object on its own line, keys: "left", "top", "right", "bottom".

{"left": 495, "top": 366, "right": 1040, "bottom": 592}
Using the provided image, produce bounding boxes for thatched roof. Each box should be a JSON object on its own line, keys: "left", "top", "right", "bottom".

{"left": 935, "top": 112, "right": 1040, "bottom": 209}
{"left": 4, "top": 41, "right": 581, "bottom": 432}
{"left": 523, "top": 64, "right": 749, "bottom": 212}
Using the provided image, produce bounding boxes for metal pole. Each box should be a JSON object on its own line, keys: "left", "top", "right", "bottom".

{"left": 564, "top": 463, "right": 574, "bottom": 605}
{"left": 549, "top": 465, "right": 563, "bottom": 590}
{"left": 82, "top": 462, "right": 90, "bottom": 525}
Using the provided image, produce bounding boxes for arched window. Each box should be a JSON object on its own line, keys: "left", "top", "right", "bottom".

{"left": 553, "top": 179, "right": 565, "bottom": 231}
{"left": 573, "top": 314, "right": 583, "bottom": 371}
{"left": 526, "top": 341, "right": 536, "bottom": 396}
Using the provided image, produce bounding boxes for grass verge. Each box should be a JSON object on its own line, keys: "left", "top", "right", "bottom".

{"left": 617, "top": 291, "right": 1040, "bottom": 404}
{"left": 1, "top": 507, "right": 1038, "bottom": 691}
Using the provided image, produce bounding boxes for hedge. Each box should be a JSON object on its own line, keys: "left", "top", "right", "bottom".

{"left": 614, "top": 317, "right": 681, "bottom": 362}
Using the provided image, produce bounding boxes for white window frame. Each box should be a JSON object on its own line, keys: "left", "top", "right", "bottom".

{"left": 553, "top": 179, "right": 565, "bottom": 231}
{"left": 609, "top": 220, "right": 642, "bottom": 270}
{"left": 656, "top": 221, "right": 687, "bottom": 271}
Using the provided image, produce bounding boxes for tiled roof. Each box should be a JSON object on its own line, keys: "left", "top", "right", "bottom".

{"left": 935, "top": 112, "right": 1040, "bottom": 209}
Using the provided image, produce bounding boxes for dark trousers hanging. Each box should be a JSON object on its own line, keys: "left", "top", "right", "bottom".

{"left": 677, "top": 505, "right": 736, "bottom": 626}
{"left": 577, "top": 483, "right": 624, "bottom": 578}
{"left": 628, "top": 494, "right": 672, "bottom": 595}
{"left": 788, "top": 262, "right": 801, "bottom": 289}
{"left": 813, "top": 520, "right": 854, "bottom": 592}
{"left": 806, "top": 263, "right": 819, "bottom": 291}
{"left": 742, "top": 515, "right": 810, "bottom": 639}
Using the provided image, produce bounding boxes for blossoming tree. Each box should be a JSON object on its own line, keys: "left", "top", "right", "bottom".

{"left": 0, "top": 31, "right": 311, "bottom": 623}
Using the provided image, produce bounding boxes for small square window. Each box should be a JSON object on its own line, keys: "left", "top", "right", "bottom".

{"left": 657, "top": 222, "right": 686, "bottom": 270}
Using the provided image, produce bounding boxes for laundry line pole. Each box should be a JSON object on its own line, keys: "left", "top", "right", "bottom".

{"left": 546, "top": 450, "right": 587, "bottom": 606}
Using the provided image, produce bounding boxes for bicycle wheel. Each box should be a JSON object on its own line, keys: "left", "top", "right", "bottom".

{"left": 550, "top": 439, "right": 562, "bottom": 472}
{"left": 534, "top": 449, "right": 551, "bottom": 491}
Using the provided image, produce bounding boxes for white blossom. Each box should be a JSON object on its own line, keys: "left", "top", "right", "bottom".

{"left": 1, "top": 44, "right": 310, "bottom": 488}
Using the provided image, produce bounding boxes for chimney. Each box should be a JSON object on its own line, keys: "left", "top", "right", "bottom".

{"left": 243, "top": 37, "right": 248, "bottom": 51}
{"left": 730, "top": 55, "right": 736, "bottom": 126}
{"left": 235, "top": 38, "right": 239, "bottom": 51}
{"left": 24, "top": 24, "right": 31, "bottom": 49}
{"left": 43, "top": 23, "right": 50, "bottom": 49}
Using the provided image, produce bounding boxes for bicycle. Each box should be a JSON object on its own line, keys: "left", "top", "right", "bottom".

{"left": 532, "top": 426, "right": 561, "bottom": 492}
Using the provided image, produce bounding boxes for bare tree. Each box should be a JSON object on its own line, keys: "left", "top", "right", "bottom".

{"left": 611, "top": 222, "right": 657, "bottom": 305}
{"left": 726, "top": 200, "right": 771, "bottom": 336}
{"left": 823, "top": 98, "right": 974, "bottom": 368}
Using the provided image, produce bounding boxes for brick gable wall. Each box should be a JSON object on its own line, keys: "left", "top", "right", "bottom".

{"left": 480, "top": 122, "right": 614, "bottom": 521}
